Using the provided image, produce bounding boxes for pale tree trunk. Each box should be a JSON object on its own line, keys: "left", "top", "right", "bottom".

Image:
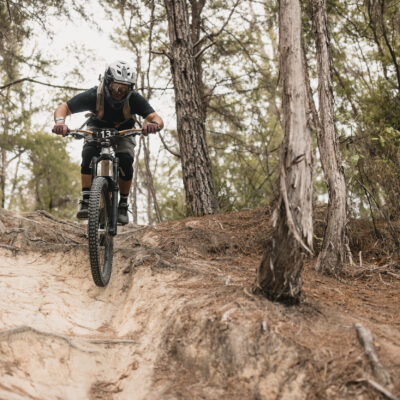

{"left": 8, "top": 153, "right": 21, "bottom": 209}
{"left": 140, "top": 136, "right": 153, "bottom": 225}
{"left": 0, "top": 147, "right": 6, "bottom": 208}
{"left": 130, "top": 139, "right": 142, "bottom": 224}
{"left": 147, "top": 184, "right": 153, "bottom": 225}
{"left": 256, "top": 0, "right": 313, "bottom": 303}
{"left": 0, "top": 107, "right": 10, "bottom": 209}
{"left": 312, "top": 0, "right": 347, "bottom": 275}
{"left": 143, "top": 136, "right": 162, "bottom": 223}
{"left": 163, "top": 0, "right": 219, "bottom": 217}
{"left": 123, "top": 2, "right": 160, "bottom": 225}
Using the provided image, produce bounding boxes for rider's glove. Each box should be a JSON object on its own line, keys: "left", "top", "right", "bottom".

{"left": 143, "top": 122, "right": 159, "bottom": 136}
{"left": 52, "top": 123, "right": 68, "bottom": 137}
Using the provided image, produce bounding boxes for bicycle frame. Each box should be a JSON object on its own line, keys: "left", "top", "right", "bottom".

{"left": 63, "top": 126, "right": 154, "bottom": 286}
{"left": 68, "top": 127, "right": 142, "bottom": 236}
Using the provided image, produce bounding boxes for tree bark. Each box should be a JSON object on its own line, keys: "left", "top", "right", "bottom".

{"left": 163, "top": 0, "right": 219, "bottom": 216}
{"left": 312, "top": 0, "right": 347, "bottom": 275}
{"left": 131, "top": 139, "right": 142, "bottom": 224}
{"left": 143, "top": 136, "right": 162, "bottom": 223}
{"left": 0, "top": 147, "right": 6, "bottom": 208}
{"left": 256, "top": 0, "right": 313, "bottom": 303}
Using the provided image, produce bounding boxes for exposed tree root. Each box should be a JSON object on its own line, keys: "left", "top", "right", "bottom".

{"left": 0, "top": 326, "right": 137, "bottom": 352}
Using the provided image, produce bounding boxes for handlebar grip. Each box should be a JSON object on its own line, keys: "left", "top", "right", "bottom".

{"left": 118, "top": 128, "right": 143, "bottom": 135}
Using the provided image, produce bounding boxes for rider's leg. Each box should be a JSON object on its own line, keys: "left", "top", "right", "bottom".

{"left": 118, "top": 177, "right": 132, "bottom": 195}
{"left": 81, "top": 174, "right": 92, "bottom": 189}
{"left": 77, "top": 142, "right": 99, "bottom": 219}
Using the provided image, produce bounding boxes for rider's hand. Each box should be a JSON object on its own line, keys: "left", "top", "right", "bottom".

{"left": 52, "top": 123, "right": 68, "bottom": 137}
{"left": 142, "top": 122, "right": 159, "bottom": 136}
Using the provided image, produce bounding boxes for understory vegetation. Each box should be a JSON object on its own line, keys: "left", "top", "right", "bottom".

{"left": 0, "top": 0, "right": 399, "bottom": 232}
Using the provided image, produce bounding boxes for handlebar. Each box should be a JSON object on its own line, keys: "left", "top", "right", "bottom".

{"left": 66, "top": 127, "right": 152, "bottom": 139}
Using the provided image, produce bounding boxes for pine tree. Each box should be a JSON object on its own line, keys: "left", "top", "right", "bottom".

{"left": 163, "top": 0, "right": 219, "bottom": 216}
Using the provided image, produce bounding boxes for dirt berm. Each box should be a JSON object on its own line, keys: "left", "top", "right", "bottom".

{"left": 0, "top": 207, "right": 398, "bottom": 399}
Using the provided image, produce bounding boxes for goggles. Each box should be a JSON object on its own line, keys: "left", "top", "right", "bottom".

{"left": 109, "top": 82, "right": 130, "bottom": 97}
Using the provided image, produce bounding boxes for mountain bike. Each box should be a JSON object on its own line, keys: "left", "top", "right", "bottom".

{"left": 68, "top": 127, "right": 142, "bottom": 287}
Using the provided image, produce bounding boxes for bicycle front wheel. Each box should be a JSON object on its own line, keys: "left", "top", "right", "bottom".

{"left": 88, "top": 177, "right": 113, "bottom": 287}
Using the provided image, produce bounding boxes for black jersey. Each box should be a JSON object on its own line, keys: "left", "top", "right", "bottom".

{"left": 67, "top": 87, "right": 155, "bottom": 130}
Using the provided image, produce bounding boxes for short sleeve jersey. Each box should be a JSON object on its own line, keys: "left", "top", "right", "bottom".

{"left": 67, "top": 86, "right": 155, "bottom": 130}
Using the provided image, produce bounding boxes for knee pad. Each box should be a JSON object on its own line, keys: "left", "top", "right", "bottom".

{"left": 117, "top": 152, "right": 134, "bottom": 181}
{"left": 81, "top": 144, "right": 99, "bottom": 175}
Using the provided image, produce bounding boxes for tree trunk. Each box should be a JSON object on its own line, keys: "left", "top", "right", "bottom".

{"left": 312, "top": 0, "right": 347, "bottom": 275}
{"left": 256, "top": 0, "right": 313, "bottom": 303}
{"left": 131, "top": 139, "right": 142, "bottom": 224}
{"left": 143, "top": 136, "right": 162, "bottom": 223}
{"left": 163, "top": 0, "right": 219, "bottom": 217}
{"left": 0, "top": 147, "right": 6, "bottom": 208}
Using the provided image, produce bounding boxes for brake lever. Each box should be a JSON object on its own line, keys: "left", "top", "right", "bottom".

{"left": 122, "top": 131, "right": 143, "bottom": 138}
{"left": 67, "top": 131, "right": 85, "bottom": 139}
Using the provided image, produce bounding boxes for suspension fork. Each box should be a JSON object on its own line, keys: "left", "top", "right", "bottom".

{"left": 91, "top": 156, "right": 98, "bottom": 181}
{"left": 110, "top": 156, "right": 120, "bottom": 236}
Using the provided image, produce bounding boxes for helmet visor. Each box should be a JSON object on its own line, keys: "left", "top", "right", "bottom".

{"left": 109, "top": 82, "right": 130, "bottom": 100}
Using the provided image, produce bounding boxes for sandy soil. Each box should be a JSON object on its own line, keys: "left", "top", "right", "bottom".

{"left": 0, "top": 208, "right": 398, "bottom": 399}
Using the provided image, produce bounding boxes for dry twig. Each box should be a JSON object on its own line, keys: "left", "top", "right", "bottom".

{"left": 0, "top": 244, "right": 20, "bottom": 252}
{"left": 354, "top": 379, "right": 400, "bottom": 400}
{"left": 355, "top": 323, "right": 392, "bottom": 386}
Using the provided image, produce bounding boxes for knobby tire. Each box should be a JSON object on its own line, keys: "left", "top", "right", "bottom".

{"left": 88, "top": 177, "right": 113, "bottom": 287}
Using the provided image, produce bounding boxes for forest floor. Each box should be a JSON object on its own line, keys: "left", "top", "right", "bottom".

{"left": 0, "top": 206, "right": 398, "bottom": 400}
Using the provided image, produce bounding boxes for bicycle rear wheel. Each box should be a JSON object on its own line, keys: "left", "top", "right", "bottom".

{"left": 88, "top": 177, "right": 113, "bottom": 287}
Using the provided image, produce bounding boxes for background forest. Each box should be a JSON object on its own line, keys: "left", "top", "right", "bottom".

{"left": 0, "top": 2, "right": 399, "bottom": 396}
{"left": 1, "top": 0, "right": 399, "bottom": 227}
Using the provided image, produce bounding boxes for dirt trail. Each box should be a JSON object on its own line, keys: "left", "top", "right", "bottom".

{"left": 0, "top": 208, "right": 399, "bottom": 399}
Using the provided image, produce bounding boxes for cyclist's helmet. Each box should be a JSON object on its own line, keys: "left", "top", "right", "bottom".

{"left": 104, "top": 60, "right": 135, "bottom": 109}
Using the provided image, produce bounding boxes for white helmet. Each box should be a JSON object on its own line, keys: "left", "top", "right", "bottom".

{"left": 104, "top": 60, "right": 135, "bottom": 109}
{"left": 104, "top": 60, "right": 135, "bottom": 86}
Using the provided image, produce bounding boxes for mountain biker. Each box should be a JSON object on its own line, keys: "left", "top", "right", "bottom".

{"left": 52, "top": 60, "right": 164, "bottom": 225}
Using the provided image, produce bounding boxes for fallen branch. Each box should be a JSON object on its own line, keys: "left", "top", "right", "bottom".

{"left": 4, "top": 213, "right": 84, "bottom": 245}
{"left": 379, "top": 273, "right": 392, "bottom": 286}
{"left": 386, "top": 271, "right": 400, "bottom": 280}
{"left": 151, "top": 255, "right": 201, "bottom": 275}
{"left": 355, "top": 378, "right": 399, "bottom": 400}
{"left": 355, "top": 322, "right": 392, "bottom": 386}
{"left": 117, "top": 226, "right": 149, "bottom": 236}
{"left": 86, "top": 338, "right": 137, "bottom": 345}
{"left": 344, "top": 263, "right": 393, "bottom": 278}
{"left": 0, "top": 326, "right": 97, "bottom": 353}
{"left": 0, "top": 244, "right": 20, "bottom": 252}
{"left": 0, "top": 326, "right": 137, "bottom": 350}
{"left": 34, "top": 210, "right": 85, "bottom": 231}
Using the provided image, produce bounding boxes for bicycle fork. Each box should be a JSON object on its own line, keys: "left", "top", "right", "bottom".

{"left": 91, "top": 154, "right": 120, "bottom": 236}
{"left": 110, "top": 156, "right": 119, "bottom": 236}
